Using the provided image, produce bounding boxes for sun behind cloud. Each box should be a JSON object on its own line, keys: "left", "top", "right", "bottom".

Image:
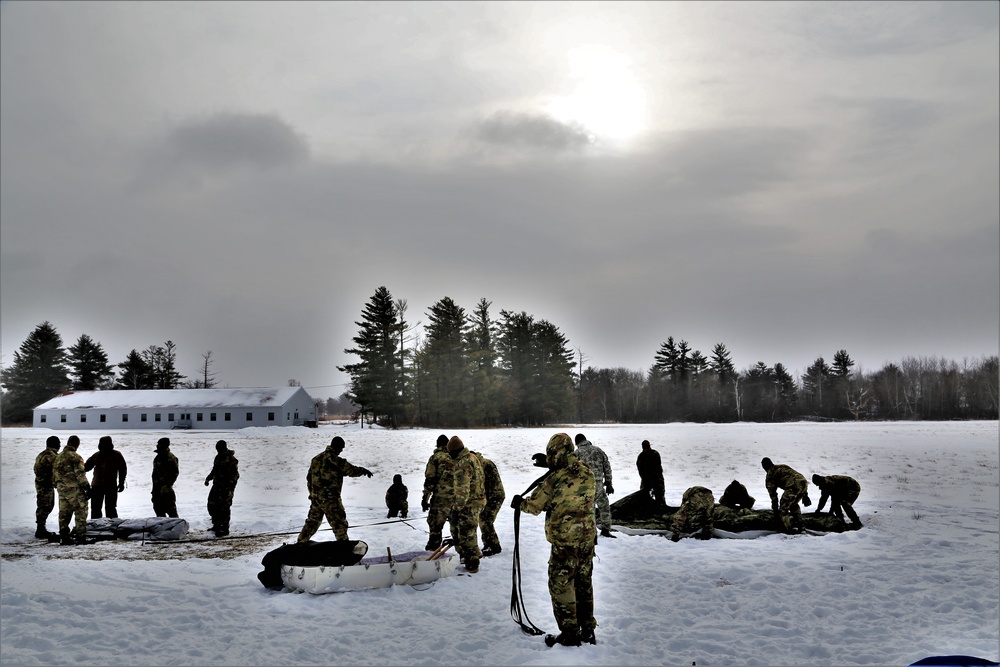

{"left": 544, "top": 44, "right": 648, "bottom": 143}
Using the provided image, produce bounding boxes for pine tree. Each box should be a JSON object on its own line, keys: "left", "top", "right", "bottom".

{"left": 416, "top": 297, "right": 470, "bottom": 427}
{"left": 68, "top": 334, "right": 114, "bottom": 390}
{"left": 1, "top": 321, "right": 71, "bottom": 423}
{"left": 117, "top": 349, "right": 154, "bottom": 389}
{"left": 467, "top": 298, "right": 501, "bottom": 427}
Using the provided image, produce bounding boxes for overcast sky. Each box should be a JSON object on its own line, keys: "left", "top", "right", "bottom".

{"left": 2, "top": 1, "right": 997, "bottom": 398}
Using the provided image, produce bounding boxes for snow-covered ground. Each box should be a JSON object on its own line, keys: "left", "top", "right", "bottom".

{"left": 2, "top": 421, "right": 998, "bottom": 666}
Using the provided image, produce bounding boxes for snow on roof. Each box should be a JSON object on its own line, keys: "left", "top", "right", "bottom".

{"left": 34, "top": 387, "right": 309, "bottom": 411}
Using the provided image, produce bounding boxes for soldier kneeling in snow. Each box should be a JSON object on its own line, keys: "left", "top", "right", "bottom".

{"left": 671, "top": 486, "right": 715, "bottom": 542}
{"left": 386, "top": 474, "right": 409, "bottom": 519}
{"left": 718, "top": 480, "right": 755, "bottom": 515}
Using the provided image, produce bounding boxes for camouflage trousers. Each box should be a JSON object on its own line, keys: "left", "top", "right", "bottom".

{"left": 548, "top": 543, "right": 596, "bottom": 634}
{"left": 152, "top": 486, "right": 178, "bottom": 518}
{"left": 593, "top": 486, "right": 612, "bottom": 531}
{"left": 57, "top": 487, "right": 88, "bottom": 538}
{"left": 829, "top": 481, "right": 861, "bottom": 525}
{"left": 35, "top": 483, "right": 55, "bottom": 526}
{"left": 425, "top": 499, "right": 452, "bottom": 550}
{"left": 298, "top": 496, "right": 350, "bottom": 542}
{"left": 479, "top": 500, "right": 503, "bottom": 551}
{"left": 452, "top": 501, "right": 485, "bottom": 565}
{"left": 671, "top": 487, "right": 715, "bottom": 536}
{"left": 207, "top": 485, "right": 236, "bottom": 533}
{"left": 776, "top": 480, "right": 808, "bottom": 532}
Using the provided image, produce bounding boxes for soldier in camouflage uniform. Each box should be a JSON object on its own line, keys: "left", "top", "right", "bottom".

{"left": 446, "top": 437, "right": 485, "bottom": 573}
{"left": 762, "top": 457, "right": 811, "bottom": 533}
{"left": 514, "top": 433, "right": 598, "bottom": 647}
{"left": 204, "top": 440, "right": 240, "bottom": 536}
{"left": 574, "top": 433, "right": 615, "bottom": 539}
{"left": 421, "top": 434, "right": 453, "bottom": 550}
{"left": 297, "top": 436, "right": 373, "bottom": 542}
{"left": 53, "top": 435, "right": 92, "bottom": 545}
{"left": 33, "top": 435, "right": 61, "bottom": 539}
{"left": 151, "top": 438, "right": 180, "bottom": 518}
{"left": 473, "top": 451, "right": 505, "bottom": 557}
{"left": 670, "top": 486, "right": 715, "bottom": 541}
{"left": 718, "top": 479, "right": 755, "bottom": 514}
{"left": 385, "top": 474, "right": 409, "bottom": 518}
{"left": 812, "top": 473, "right": 862, "bottom": 530}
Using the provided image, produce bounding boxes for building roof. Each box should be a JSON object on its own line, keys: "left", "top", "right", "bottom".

{"left": 34, "top": 387, "right": 310, "bottom": 411}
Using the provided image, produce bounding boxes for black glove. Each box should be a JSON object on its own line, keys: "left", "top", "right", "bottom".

{"left": 117, "top": 482, "right": 125, "bottom": 493}
{"left": 510, "top": 494, "right": 523, "bottom": 510}
{"left": 605, "top": 483, "right": 614, "bottom": 495}
{"left": 83, "top": 486, "right": 92, "bottom": 500}
{"left": 360, "top": 468, "right": 373, "bottom": 478}
{"left": 802, "top": 495, "right": 812, "bottom": 507}
{"left": 421, "top": 496, "right": 430, "bottom": 512}
{"left": 204, "top": 478, "right": 211, "bottom": 487}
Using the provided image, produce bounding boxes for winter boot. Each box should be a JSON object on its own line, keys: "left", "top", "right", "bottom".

{"left": 464, "top": 559, "right": 480, "bottom": 574}
{"left": 599, "top": 527, "right": 616, "bottom": 539}
{"left": 544, "top": 627, "right": 582, "bottom": 647}
{"left": 481, "top": 545, "right": 502, "bottom": 557}
{"left": 59, "top": 529, "right": 74, "bottom": 546}
{"left": 35, "top": 524, "right": 53, "bottom": 540}
{"left": 581, "top": 628, "right": 597, "bottom": 645}
{"left": 75, "top": 535, "right": 96, "bottom": 545}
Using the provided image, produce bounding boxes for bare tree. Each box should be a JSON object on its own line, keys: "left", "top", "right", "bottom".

{"left": 197, "top": 351, "right": 217, "bottom": 388}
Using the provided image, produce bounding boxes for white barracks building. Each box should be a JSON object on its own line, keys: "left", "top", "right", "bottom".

{"left": 33, "top": 387, "right": 318, "bottom": 430}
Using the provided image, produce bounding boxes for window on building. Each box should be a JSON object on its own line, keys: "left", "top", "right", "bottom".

{"left": 294, "top": 411, "right": 299, "bottom": 419}
{"left": 40, "top": 415, "right": 47, "bottom": 423}
{"left": 246, "top": 412, "right": 253, "bottom": 421}
{"left": 81, "top": 414, "right": 87, "bottom": 423}
{"left": 268, "top": 412, "right": 275, "bottom": 421}
{"left": 122, "top": 414, "right": 129, "bottom": 422}
{"left": 196, "top": 413, "right": 203, "bottom": 422}
{"left": 100, "top": 414, "right": 106, "bottom": 423}
{"left": 141, "top": 414, "right": 147, "bottom": 422}
{"left": 168, "top": 413, "right": 174, "bottom": 421}
{"left": 60, "top": 414, "right": 67, "bottom": 423}
{"left": 155, "top": 414, "right": 161, "bottom": 422}
{"left": 210, "top": 413, "right": 217, "bottom": 422}
{"left": 225, "top": 413, "right": 231, "bottom": 422}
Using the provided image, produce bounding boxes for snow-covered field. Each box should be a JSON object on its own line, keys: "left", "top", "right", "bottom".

{"left": 2, "top": 421, "right": 998, "bottom": 666}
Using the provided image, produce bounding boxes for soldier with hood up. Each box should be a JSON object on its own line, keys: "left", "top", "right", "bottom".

{"left": 53, "top": 435, "right": 93, "bottom": 545}
{"left": 84, "top": 435, "right": 127, "bottom": 519}
{"left": 446, "top": 436, "right": 485, "bottom": 574}
{"left": 718, "top": 480, "right": 755, "bottom": 514}
{"left": 574, "top": 433, "right": 615, "bottom": 539}
{"left": 297, "top": 436, "right": 373, "bottom": 542}
{"left": 385, "top": 474, "right": 409, "bottom": 519}
{"left": 205, "top": 440, "right": 240, "bottom": 536}
{"left": 33, "top": 435, "right": 61, "bottom": 539}
{"left": 151, "top": 438, "right": 179, "bottom": 518}
{"left": 512, "top": 433, "right": 598, "bottom": 648}
{"left": 421, "top": 434, "right": 453, "bottom": 551}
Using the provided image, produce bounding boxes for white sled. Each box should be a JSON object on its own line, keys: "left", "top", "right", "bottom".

{"left": 280, "top": 550, "right": 459, "bottom": 594}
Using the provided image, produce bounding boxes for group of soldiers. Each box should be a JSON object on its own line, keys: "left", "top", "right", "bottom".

{"left": 33, "top": 435, "right": 241, "bottom": 545}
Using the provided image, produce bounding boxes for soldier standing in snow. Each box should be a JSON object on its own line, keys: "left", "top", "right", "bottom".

{"left": 84, "top": 435, "right": 127, "bottom": 519}
{"left": 297, "top": 436, "right": 373, "bottom": 542}
{"left": 151, "top": 438, "right": 179, "bottom": 518}
{"left": 762, "top": 457, "right": 811, "bottom": 533}
{"left": 446, "top": 436, "right": 485, "bottom": 574}
{"left": 33, "top": 435, "right": 61, "bottom": 539}
{"left": 474, "top": 451, "right": 505, "bottom": 557}
{"left": 811, "top": 473, "right": 862, "bottom": 530}
{"left": 385, "top": 474, "right": 409, "bottom": 518}
{"left": 636, "top": 440, "right": 665, "bottom": 506}
{"left": 205, "top": 440, "right": 240, "bottom": 536}
{"left": 670, "top": 486, "right": 715, "bottom": 541}
{"left": 512, "top": 433, "right": 598, "bottom": 647}
{"left": 53, "top": 435, "right": 92, "bottom": 545}
{"left": 574, "top": 433, "right": 616, "bottom": 539}
{"left": 421, "top": 434, "right": 452, "bottom": 550}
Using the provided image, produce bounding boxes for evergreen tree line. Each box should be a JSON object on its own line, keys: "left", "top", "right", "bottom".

{"left": 0, "top": 321, "right": 218, "bottom": 424}
{"left": 338, "top": 288, "right": 998, "bottom": 427}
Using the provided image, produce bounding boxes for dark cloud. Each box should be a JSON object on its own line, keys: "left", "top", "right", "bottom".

{"left": 162, "top": 112, "right": 309, "bottom": 171}
{"left": 473, "top": 111, "right": 593, "bottom": 151}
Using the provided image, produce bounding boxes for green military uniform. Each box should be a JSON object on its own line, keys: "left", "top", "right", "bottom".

{"left": 574, "top": 434, "right": 614, "bottom": 537}
{"left": 812, "top": 474, "right": 862, "bottom": 529}
{"left": 762, "top": 457, "right": 811, "bottom": 533}
{"left": 297, "top": 437, "right": 372, "bottom": 542}
{"left": 152, "top": 438, "right": 179, "bottom": 518}
{"left": 205, "top": 440, "right": 239, "bottom": 536}
{"left": 447, "top": 437, "right": 485, "bottom": 573}
{"left": 670, "top": 486, "right": 715, "bottom": 541}
{"left": 422, "top": 434, "right": 453, "bottom": 550}
{"left": 33, "top": 436, "right": 60, "bottom": 538}
{"left": 53, "top": 436, "right": 91, "bottom": 544}
{"left": 475, "top": 452, "right": 505, "bottom": 556}
{"left": 520, "top": 433, "right": 598, "bottom": 646}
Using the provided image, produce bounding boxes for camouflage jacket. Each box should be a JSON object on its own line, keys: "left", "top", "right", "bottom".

{"left": 34, "top": 448, "right": 58, "bottom": 488}
{"left": 448, "top": 447, "right": 486, "bottom": 512}
{"left": 475, "top": 453, "right": 505, "bottom": 505}
{"left": 765, "top": 464, "right": 807, "bottom": 502}
{"left": 152, "top": 451, "right": 179, "bottom": 489}
{"left": 207, "top": 451, "right": 240, "bottom": 490}
{"left": 422, "top": 448, "right": 452, "bottom": 498}
{"left": 306, "top": 447, "right": 366, "bottom": 501}
{"left": 521, "top": 437, "right": 596, "bottom": 548}
{"left": 814, "top": 475, "right": 860, "bottom": 510}
{"left": 53, "top": 448, "right": 90, "bottom": 493}
{"left": 575, "top": 439, "right": 612, "bottom": 486}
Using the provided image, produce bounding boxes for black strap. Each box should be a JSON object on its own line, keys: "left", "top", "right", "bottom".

{"left": 509, "top": 471, "right": 551, "bottom": 636}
